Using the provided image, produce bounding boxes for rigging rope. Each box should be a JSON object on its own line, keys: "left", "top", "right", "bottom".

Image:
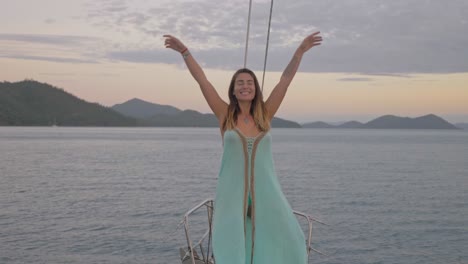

{"left": 261, "top": 0, "right": 274, "bottom": 92}
{"left": 243, "top": 0, "right": 274, "bottom": 92}
{"left": 243, "top": 0, "right": 253, "bottom": 69}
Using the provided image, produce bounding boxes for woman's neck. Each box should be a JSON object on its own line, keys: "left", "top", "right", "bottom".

{"left": 238, "top": 101, "right": 252, "bottom": 116}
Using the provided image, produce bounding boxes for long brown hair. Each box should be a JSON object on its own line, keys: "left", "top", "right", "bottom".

{"left": 222, "top": 68, "right": 270, "bottom": 132}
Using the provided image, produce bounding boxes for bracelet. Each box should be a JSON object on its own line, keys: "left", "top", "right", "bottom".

{"left": 181, "top": 48, "right": 190, "bottom": 59}
{"left": 182, "top": 51, "right": 191, "bottom": 59}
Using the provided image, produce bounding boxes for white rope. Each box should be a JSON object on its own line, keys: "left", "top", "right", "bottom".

{"left": 261, "top": 0, "right": 274, "bottom": 92}
{"left": 243, "top": 0, "right": 274, "bottom": 92}
{"left": 243, "top": 0, "right": 253, "bottom": 68}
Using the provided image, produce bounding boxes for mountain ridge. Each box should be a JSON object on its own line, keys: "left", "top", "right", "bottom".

{"left": 0, "top": 80, "right": 137, "bottom": 126}
{"left": 303, "top": 114, "right": 459, "bottom": 129}
{"left": 0, "top": 80, "right": 463, "bottom": 129}
{"left": 112, "top": 98, "right": 181, "bottom": 119}
{"left": 111, "top": 97, "right": 301, "bottom": 128}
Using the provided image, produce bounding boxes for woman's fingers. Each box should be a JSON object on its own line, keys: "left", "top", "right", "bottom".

{"left": 298, "top": 32, "right": 323, "bottom": 52}
{"left": 163, "top": 35, "right": 186, "bottom": 52}
{"left": 307, "top": 32, "right": 322, "bottom": 45}
{"left": 309, "top": 33, "right": 322, "bottom": 42}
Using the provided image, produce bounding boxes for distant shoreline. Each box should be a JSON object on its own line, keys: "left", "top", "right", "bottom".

{"left": 0, "top": 126, "right": 466, "bottom": 131}
{"left": 1, "top": 80, "right": 466, "bottom": 129}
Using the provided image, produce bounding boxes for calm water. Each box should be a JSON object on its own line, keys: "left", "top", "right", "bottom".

{"left": 0, "top": 127, "right": 467, "bottom": 264}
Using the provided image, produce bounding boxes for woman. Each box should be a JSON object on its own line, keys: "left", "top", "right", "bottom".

{"left": 164, "top": 32, "right": 322, "bottom": 264}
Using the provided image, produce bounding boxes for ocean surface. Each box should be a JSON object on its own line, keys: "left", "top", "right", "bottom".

{"left": 0, "top": 127, "right": 467, "bottom": 264}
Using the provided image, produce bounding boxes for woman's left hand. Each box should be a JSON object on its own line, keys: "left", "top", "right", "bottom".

{"left": 298, "top": 31, "right": 322, "bottom": 53}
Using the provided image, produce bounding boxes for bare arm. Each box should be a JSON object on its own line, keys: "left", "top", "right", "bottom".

{"left": 164, "top": 35, "right": 227, "bottom": 121}
{"left": 265, "top": 31, "right": 322, "bottom": 119}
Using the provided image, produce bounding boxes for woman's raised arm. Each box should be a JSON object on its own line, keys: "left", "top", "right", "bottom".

{"left": 265, "top": 31, "right": 322, "bottom": 119}
{"left": 164, "top": 35, "right": 228, "bottom": 121}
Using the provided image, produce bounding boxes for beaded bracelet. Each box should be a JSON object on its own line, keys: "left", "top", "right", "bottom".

{"left": 181, "top": 48, "right": 190, "bottom": 59}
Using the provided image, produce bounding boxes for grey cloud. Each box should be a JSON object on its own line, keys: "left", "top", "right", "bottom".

{"left": 118, "top": 12, "right": 151, "bottom": 26}
{"left": 338, "top": 77, "right": 373, "bottom": 82}
{"left": 39, "top": 72, "right": 76, "bottom": 76}
{"left": 107, "top": 49, "right": 174, "bottom": 63}
{"left": 0, "top": 33, "right": 107, "bottom": 65}
{"left": 81, "top": 0, "right": 468, "bottom": 73}
{"left": 0, "top": 33, "right": 99, "bottom": 46}
{"left": 105, "top": 6, "right": 127, "bottom": 13}
{"left": 86, "top": 0, "right": 264, "bottom": 49}
{"left": 360, "top": 73, "right": 412, "bottom": 78}
{"left": 39, "top": 72, "right": 119, "bottom": 77}
{"left": 107, "top": 48, "right": 245, "bottom": 69}
{"left": 44, "top": 18, "right": 56, "bottom": 24}
{"left": 1, "top": 55, "right": 98, "bottom": 64}
{"left": 85, "top": 0, "right": 128, "bottom": 19}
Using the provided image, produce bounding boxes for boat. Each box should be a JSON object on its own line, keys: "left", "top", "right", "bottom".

{"left": 179, "top": 198, "right": 326, "bottom": 264}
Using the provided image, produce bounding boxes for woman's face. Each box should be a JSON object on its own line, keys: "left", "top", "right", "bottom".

{"left": 233, "top": 72, "right": 256, "bottom": 102}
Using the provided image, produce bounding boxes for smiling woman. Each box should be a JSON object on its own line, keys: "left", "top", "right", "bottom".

{"left": 223, "top": 68, "right": 270, "bottom": 135}
{"left": 164, "top": 32, "right": 322, "bottom": 264}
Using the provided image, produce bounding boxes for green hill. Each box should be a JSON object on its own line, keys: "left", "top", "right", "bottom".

{"left": 302, "top": 114, "right": 458, "bottom": 129}
{"left": 0, "top": 80, "right": 137, "bottom": 126}
{"left": 145, "top": 109, "right": 218, "bottom": 127}
{"left": 365, "top": 114, "right": 458, "bottom": 129}
{"left": 112, "top": 98, "right": 181, "bottom": 119}
{"left": 112, "top": 98, "right": 302, "bottom": 128}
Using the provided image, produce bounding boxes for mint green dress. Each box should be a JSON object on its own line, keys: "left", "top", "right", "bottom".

{"left": 212, "top": 129, "right": 307, "bottom": 264}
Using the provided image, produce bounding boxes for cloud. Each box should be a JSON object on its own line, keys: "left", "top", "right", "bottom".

{"left": 0, "top": 33, "right": 98, "bottom": 46}
{"left": 107, "top": 49, "right": 172, "bottom": 63}
{"left": 359, "top": 73, "right": 412, "bottom": 78}
{"left": 39, "top": 72, "right": 77, "bottom": 76}
{"left": 44, "top": 18, "right": 56, "bottom": 24}
{"left": 80, "top": 0, "right": 468, "bottom": 73}
{"left": 0, "top": 55, "right": 98, "bottom": 64}
{"left": 2, "top": 0, "right": 467, "bottom": 73}
{"left": 106, "top": 48, "right": 246, "bottom": 70}
{"left": 0, "top": 34, "right": 104, "bottom": 64}
{"left": 338, "top": 77, "right": 373, "bottom": 82}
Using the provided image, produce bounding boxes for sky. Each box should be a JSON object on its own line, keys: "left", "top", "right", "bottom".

{"left": 1, "top": 0, "right": 468, "bottom": 123}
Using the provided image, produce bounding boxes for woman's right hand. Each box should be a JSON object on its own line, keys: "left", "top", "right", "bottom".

{"left": 163, "top": 35, "right": 186, "bottom": 53}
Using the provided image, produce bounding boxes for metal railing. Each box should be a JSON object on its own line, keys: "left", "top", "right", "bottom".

{"left": 180, "top": 198, "right": 326, "bottom": 264}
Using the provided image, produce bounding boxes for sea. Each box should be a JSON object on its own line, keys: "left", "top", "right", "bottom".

{"left": 0, "top": 127, "right": 467, "bottom": 264}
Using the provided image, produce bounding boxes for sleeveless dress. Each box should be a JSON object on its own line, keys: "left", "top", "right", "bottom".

{"left": 212, "top": 128, "right": 307, "bottom": 264}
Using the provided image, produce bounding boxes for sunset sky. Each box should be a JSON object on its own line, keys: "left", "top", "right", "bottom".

{"left": 1, "top": 0, "right": 467, "bottom": 123}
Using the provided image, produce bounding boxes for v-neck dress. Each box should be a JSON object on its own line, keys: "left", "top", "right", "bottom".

{"left": 212, "top": 129, "right": 307, "bottom": 264}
